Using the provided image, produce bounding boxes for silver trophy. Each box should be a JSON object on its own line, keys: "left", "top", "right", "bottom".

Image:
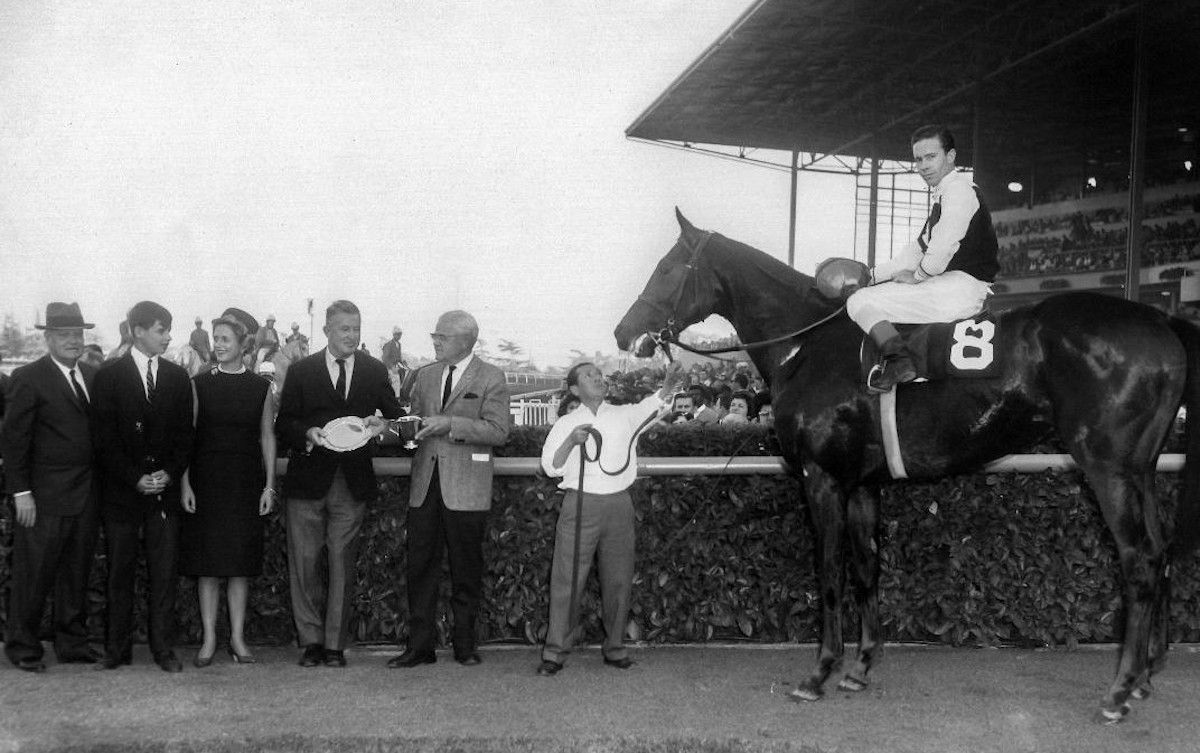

{"left": 396, "top": 415, "right": 422, "bottom": 450}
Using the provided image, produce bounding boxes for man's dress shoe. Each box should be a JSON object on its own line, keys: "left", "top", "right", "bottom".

{"left": 155, "top": 651, "right": 183, "bottom": 673}
{"left": 536, "top": 660, "right": 563, "bottom": 676}
{"left": 15, "top": 657, "right": 47, "bottom": 673}
{"left": 603, "top": 656, "right": 635, "bottom": 670}
{"left": 386, "top": 650, "right": 436, "bottom": 668}
{"left": 97, "top": 653, "right": 131, "bottom": 670}
{"left": 56, "top": 647, "right": 101, "bottom": 664}
{"left": 455, "top": 652, "right": 481, "bottom": 666}
{"left": 299, "top": 644, "right": 325, "bottom": 668}
{"left": 323, "top": 649, "right": 347, "bottom": 668}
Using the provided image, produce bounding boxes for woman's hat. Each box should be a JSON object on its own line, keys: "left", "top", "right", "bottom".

{"left": 35, "top": 302, "right": 95, "bottom": 330}
{"left": 217, "top": 307, "right": 260, "bottom": 336}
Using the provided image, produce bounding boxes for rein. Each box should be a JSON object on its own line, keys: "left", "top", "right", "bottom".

{"left": 659, "top": 306, "right": 846, "bottom": 356}
{"left": 644, "top": 230, "right": 846, "bottom": 360}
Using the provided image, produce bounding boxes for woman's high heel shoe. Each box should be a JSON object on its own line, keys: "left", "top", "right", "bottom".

{"left": 193, "top": 650, "right": 216, "bottom": 668}
{"left": 228, "top": 647, "right": 257, "bottom": 664}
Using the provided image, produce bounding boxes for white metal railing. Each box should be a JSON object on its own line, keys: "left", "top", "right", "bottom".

{"left": 270, "top": 454, "right": 1187, "bottom": 476}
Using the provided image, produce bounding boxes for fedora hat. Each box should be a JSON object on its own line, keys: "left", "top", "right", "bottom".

{"left": 35, "top": 302, "right": 95, "bottom": 330}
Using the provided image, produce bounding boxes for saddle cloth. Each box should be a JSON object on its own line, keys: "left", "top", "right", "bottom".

{"left": 861, "top": 312, "right": 1001, "bottom": 383}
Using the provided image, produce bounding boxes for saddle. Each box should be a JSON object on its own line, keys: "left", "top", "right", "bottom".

{"left": 861, "top": 311, "right": 1001, "bottom": 383}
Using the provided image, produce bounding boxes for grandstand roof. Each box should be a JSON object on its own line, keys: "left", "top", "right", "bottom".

{"left": 627, "top": 0, "right": 1199, "bottom": 191}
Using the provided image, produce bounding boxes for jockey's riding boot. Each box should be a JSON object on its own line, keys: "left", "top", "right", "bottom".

{"left": 868, "top": 335, "right": 917, "bottom": 394}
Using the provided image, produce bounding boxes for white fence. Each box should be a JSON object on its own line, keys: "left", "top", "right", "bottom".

{"left": 510, "top": 396, "right": 560, "bottom": 426}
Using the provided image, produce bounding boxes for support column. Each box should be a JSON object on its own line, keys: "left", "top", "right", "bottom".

{"left": 1124, "top": 6, "right": 1147, "bottom": 303}
{"left": 788, "top": 150, "right": 799, "bottom": 268}
{"left": 867, "top": 142, "right": 880, "bottom": 269}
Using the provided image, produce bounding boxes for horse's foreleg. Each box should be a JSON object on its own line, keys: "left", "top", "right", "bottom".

{"left": 790, "top": 466, "right": 846, "bottom": 703}
{"left": 838, "top": 484, "right": 881, "bottom": 693}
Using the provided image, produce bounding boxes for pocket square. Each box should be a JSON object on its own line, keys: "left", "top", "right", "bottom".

{"left": 463, "top": 392, "right": 480, "bottom": 399}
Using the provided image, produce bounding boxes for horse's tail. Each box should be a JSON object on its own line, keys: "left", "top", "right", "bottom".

{"left": 1168, "top": 316, "right": 1200, "bottom": 558}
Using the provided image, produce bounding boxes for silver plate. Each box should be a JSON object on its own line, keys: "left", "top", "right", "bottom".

{"left": 322, "top": 416, "right": 371, "bottom": 452}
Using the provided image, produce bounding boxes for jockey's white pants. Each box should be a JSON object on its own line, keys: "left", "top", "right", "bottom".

{"left": 846, "top": 271, "right": 991, "bottom": 332}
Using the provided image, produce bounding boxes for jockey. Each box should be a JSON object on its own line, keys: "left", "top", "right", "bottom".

{"left": 846, "top": 125, "right": 999, "bottom": 393}
{"left": 285, "top": 321, "right": 308, "bottom": 346}
{"left": 189, "top": 316, "right": 212, "bottom": 363}
{"left": 253, "top": 314, "right": 280, "bottom": 367}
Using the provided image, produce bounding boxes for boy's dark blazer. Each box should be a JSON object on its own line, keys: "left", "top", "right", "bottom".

{"left": 91, "top": 353, "right": 194, "bottom": 515}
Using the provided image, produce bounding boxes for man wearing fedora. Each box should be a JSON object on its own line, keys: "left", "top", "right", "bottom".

{"left": 92, "top": 300, "right": 194, "bottom": 672}
{"left": 1, "top": 302, "right": 102, "bottom": 672}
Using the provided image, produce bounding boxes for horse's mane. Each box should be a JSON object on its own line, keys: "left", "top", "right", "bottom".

{"left": 709, "top": 232, "right": 820, "bottom": 305}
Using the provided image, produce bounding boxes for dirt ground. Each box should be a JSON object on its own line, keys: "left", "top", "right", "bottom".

{"left": 2, "top": 643, "right": 1198, "bottom": 753}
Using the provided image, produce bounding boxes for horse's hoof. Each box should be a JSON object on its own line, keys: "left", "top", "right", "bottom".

{"left": 1095, "top": 704, "right": 1131, "bottom": 725}
{"left": 788, "top": 685, "right": 824, "bottom": 703}
{"left": 837, "top": 676, "right": 869, "bottom": 693}
{"left": 1131, "top": 682, "right": 1153, "bottom": 701}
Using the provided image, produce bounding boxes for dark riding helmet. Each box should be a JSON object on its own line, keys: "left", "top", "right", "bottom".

{"left": 814, "top": 257, "right": 871, "bottom": 301}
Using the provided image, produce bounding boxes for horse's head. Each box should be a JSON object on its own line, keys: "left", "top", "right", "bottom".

{"left": 282, "top": 338, "right": 308, "bottom": 362}
{"left": 614, "top": 209, "right": 722, "bottom": 358}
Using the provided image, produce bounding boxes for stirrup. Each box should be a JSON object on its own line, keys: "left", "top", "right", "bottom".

{"left": 866, "top": 363, "right": 893, "bottom": 394}
{"left": 867, "top": 359, "right": 916, "bottom": 394}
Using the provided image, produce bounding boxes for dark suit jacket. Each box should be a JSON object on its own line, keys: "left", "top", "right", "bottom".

{"left": 408, "top": 357, "right": 510, "bottom": 511}
{"left": 276, "top": 349, "right": 403, "bottom": 502}
{"left": 0, "top": 355, "right": 96, "bottom": 516}
{"left": 92, "top": 353, "right": 194, "bottom": 515}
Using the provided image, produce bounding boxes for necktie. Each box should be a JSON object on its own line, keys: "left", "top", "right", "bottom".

{"left": 335, "top": 358, "right": 347, "bottom": 400}
{"left": 145, "top": 358, "right": 156, "bottom": 403}
{"left": 442, "top": 364, "right": 456, "bottom": 408}
{"left": 69, "top": 368, "right": 88, "bottom": 408}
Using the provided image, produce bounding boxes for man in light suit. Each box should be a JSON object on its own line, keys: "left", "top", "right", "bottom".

{"left": 93, "top": 301, "right": 195, "bottom": 672}
{"left": 276, "top": 299, "right": 402, "bottom": 668}
{"left": 387, "top": 310, "right": 510, "bottom": 668}
{"left": 1, "top": 302, "right": 101, "bottom": 672}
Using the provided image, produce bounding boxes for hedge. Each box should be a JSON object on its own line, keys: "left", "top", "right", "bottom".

{"left": 2, "top": 423, "right": 1199, "bottom": 650}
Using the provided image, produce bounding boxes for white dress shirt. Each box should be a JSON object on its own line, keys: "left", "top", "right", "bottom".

{"left": 324, "top": 349, "right": 356, "bottom": 397}
{"left": 541, "top": 394, "right": 665, "bottom": 494}
{"left": 129, "top": 347, "right": 159, "bottom": 401}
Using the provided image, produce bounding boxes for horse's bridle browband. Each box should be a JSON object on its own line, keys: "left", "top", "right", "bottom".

{"left": 642, "top": 230, "right": 845, "bottom": 359}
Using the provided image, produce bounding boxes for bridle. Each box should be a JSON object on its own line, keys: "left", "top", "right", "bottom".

{"left": 638, "top": 230, "right": 845, "bottom": 361}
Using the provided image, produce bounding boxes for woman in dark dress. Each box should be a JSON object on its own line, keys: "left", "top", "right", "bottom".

{"left": 181, "top": 312, "right": 277, "bottom": 666}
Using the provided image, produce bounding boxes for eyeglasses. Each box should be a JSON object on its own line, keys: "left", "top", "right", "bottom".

{"left": 430, "top": 333, "right": 462, "bottom": 342}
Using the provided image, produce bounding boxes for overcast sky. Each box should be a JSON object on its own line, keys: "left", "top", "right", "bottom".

{"left": 1, "top": 0, "right": 855, "bottom": 368}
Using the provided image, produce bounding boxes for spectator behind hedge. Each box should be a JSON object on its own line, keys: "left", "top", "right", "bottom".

{"left": 556, "top": 392, "right": 581, "bottom": 418}
{"left": 664, "top": 392, "right": 693, "bottom": 425}
{"left": 687, "top": 384, "right": 719, "bottom": 424}
{"left": 754, "top": 390, "right": 773, "bottom": 429}
{"left": 720, "top": 390, "right": 756, "bottom": 425}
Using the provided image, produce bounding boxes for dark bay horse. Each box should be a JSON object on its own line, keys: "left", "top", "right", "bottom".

{"left": 614, "top": 210, "right": 1200, "bottom": 722}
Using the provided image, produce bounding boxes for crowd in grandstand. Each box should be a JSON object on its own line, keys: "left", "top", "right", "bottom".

{"left": 995, "top": 189, "right": 1200, "bottom": 278}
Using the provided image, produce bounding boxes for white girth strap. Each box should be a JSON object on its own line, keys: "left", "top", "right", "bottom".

{"left": 880, "top": 387, "right": 908, "bottom": 479}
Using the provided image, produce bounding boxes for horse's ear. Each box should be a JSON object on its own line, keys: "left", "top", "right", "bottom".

{"left": 675, "top": 207, "right": 697, "bottom": 237}
{"left": 676, "top": 207, "right": 696, "bottom": 231}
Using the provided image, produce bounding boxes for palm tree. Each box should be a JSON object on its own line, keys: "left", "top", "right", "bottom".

{"left": 497, "top": 339, "right": 525, "bottom": 369}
